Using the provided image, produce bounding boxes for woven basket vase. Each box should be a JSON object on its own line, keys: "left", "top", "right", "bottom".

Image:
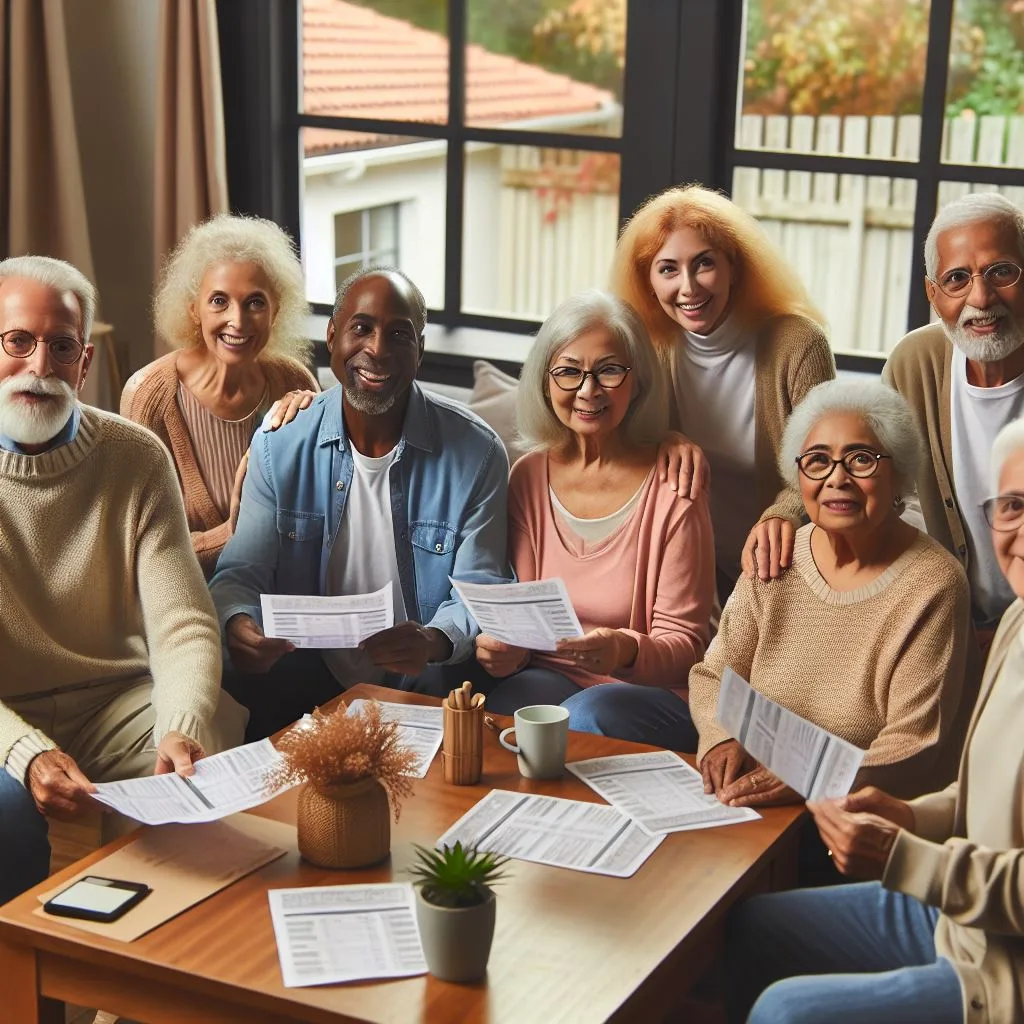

{"left": 296, "top": 777, "right": 391, "bottom": 869}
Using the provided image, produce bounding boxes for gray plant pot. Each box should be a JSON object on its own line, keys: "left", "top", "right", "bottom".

{"left": 414, "top": 887, "right": 496, "bottom": 983}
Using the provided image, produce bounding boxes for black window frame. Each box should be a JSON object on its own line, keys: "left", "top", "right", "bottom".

{"left": 217, "top": 0, "right": 1023, "bottom": 375}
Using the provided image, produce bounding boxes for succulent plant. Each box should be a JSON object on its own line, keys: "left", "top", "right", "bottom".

{"left": 409, "top": 841, "right": 510, "bottom": 909}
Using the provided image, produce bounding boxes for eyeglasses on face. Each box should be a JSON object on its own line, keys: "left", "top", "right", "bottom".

{"left": 795, "top": 448, "right": 892, "bottom": 482}
{"left": 547, "top": 364, "right": 632, "bottom": 392}
{"left": 932, "top": 261, "right": 1022, "bottom": 299}
{"left": 1, "top": 329, "right": 85, "bottom": 365}
{"left": 983, "top": 492, "right": 1024, "bottom": 532}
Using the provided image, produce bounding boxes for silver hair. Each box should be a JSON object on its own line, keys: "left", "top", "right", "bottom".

{"left": 0, "top": 255, "right": 97, "bottom": 342}
{"left": 925, "top": 192, "right": 1024, "bottom": 279}
{"left": 154, "top": 213, "right": 311, "bottom": 362}
{"left": 778, "top": 378, "right": 924, "bottom": 495}
{"left": 991, "top": 418, "right": 1024, "bottom": 490}
{"left": 516, "top": 289, "right": 668, "bottom": 451}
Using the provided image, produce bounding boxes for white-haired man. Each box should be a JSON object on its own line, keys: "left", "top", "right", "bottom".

{"left": 0, "top": 256, "right": 246, "bottom": 905}
{"left": 885, "top": 192, "right": 1024, "bottom": 643}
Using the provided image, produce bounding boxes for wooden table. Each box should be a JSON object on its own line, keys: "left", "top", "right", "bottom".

{"left": 0, "top": 685, "right": 803, "bottom": 1024}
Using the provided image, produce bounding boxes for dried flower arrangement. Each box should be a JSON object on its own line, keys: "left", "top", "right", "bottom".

{"left": 266, "top": 701, "right": 418, "bottom": 822}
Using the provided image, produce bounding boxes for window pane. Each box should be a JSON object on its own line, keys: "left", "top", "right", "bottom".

{"left": 943, "top": 1, "right": 1024, "bottom": 167}
{"left": 732, "top": 165, "right": 917, "bottom": 356}
{"left": 302, "top": 128, "right": 446, "bottom": 309}
{"left": 301, "top": 0, "right": 449, "bottom": 123}
{"left": 462, "top": 145, "right": 620, "bottom": 319}
{"left": 737, "top": 0, "right": 930, "bottom": 160}
{"left": 465, "top": 0, "right": 624, "bottom": 136}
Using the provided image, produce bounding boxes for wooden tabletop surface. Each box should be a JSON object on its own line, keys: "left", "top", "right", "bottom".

{"left": 0, "top": 684, "right": 804, "bottom": 1024}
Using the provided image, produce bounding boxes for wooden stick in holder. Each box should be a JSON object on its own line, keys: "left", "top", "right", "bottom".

{"left": 442, "top": 690, "right": 483, "bottom": 785}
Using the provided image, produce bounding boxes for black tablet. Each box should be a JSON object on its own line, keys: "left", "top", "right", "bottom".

{"left": 43, "top": 875, "right": 152, "bottom": 923}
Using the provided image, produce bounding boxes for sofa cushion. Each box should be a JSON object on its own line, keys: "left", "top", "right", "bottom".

{"left": 467, "top": 359, "right": 525, "bottom": 462}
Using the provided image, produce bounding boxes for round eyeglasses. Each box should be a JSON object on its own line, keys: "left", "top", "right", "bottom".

{"left": 1, "top": 329, "right": 85, "bottom": 365}
{"left": 796, "top": 449, "right": 892, "bottom": 481}
{"left": 983, "top": 492, "right": 1024, "bottom": 532}
{"left": 547, "top": 364, "right": 632, "bottom": 392}
{"left": 932, "top": 261, "right": 1022, "bottom": 299}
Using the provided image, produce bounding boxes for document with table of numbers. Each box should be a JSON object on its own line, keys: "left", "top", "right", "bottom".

{"left": 346, "top": 699, "right": 443, "bottom": 778}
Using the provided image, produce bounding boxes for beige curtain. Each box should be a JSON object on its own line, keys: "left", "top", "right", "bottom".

{"left": 154, "top": 0, "right": 228, "bottom": 357}
{"left": 1, "top": 0, "right": 95, "bottom": 281}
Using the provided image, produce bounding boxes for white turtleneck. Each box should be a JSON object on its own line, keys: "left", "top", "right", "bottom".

{"left": 672, "top": 313, "right": 758, "bottom": 583}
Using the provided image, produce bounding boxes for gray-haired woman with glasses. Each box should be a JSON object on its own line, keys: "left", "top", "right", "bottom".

{"left": 689, "top": 379, "right": 971, "bottom": 826}
{"left": 475, "top": 290, "right": 716, "bottom": 751}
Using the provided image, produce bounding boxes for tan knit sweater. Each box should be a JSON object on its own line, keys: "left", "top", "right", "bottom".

{"left": 884, "top": 598, "right": 1024, "bottom": 1024}
{"left": 689, "top": 524, "right": 971, "bottom": 798}
{"left": 120, "top": 351, "right": 318, "bottom": 575}
{"left": 0, "top": 406, "right": 224, "bottom": 775}
{"left": 667, "top": 314, "right": 836, "bottom": 525}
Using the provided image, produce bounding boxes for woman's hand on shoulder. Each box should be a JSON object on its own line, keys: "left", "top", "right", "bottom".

{"left": 741, "top": 516, "right": 796, "bottom": 581}
{"left": 475, "top": 634, "right": 531, "bottom": 678}
{"left": 699, "top": 739, "right": 755, "bottom": 795}
{"left": 718, "top": 766, "right": 801, "bottom": 808}
{"left": 264, "top": 390, "right": 317, "bottom": 431}
{"left": 656, "top": 431, "right": 708, "bottom": 500}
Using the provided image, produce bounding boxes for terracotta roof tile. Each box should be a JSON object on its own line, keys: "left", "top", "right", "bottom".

{"left": 302, "top": 0, "right": 614, "bottom": 156}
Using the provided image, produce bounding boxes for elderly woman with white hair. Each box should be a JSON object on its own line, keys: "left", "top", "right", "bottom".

{"left": 722, "top": 416, "right": 1024, "bottom": 1024}
{"left": 476, "top": 290, "right": 715, "bottom": 750}
{"left": 121, "top": 214, "right": 318, "bottom": 576}
{"left": 689, "top": 378, "right": 971, "bottom": 809}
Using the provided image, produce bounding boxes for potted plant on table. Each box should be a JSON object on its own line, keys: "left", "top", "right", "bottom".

{"left": 266, "top": 702, "right": 418, "bottom": 869}
{"left": 410, "top": 841, "right": 509, "bottom": 983}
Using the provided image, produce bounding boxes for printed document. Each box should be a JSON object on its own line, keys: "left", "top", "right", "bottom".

{"left": 346, "top": 699, "right": 443, "bottom": 778}
{"left": 92, "top": 739, "right": 296, "bottom": 825}
{"left": 260, "top": 584, "right": 393, "bottom": 649}
{"left": 436, "top": 789, "right": 662, "bottom": 878}
{"left": 716, "top": 668, "right": 865, "bottom": 800}
{"left": 268, "top": 883, "right": 427, "bottom": 988}
{"left": 568, "top": 751, "right": 759, "bottom": 834}
{"left": 451, "top": 577, "right": 583, "bottom": 651}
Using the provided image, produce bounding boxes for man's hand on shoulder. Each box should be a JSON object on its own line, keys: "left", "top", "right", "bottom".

{"left": 26, "top": 750, "right": 97, "bottom": 819}
{"left": 154, "top": 731, "right": 206, "bottom": 776}
{"left": 226, "top": 614, "right": 295, "bottom": 673}
{"left": 360, "top": 622, "right": 452, "bottom": 675}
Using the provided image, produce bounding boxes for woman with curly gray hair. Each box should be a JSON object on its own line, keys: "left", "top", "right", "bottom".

{"left": 121, "top": 214, "right": 318, "bottom": 575}
{"left": 688, "top": 379, "right": 972, "bottom": 834}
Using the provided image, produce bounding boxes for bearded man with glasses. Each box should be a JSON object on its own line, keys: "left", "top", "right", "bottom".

{"left": 884, "top": 192, "right": 1024, "bottom": 650}
{"left": 0, "top": 256, "right": 246, "bottom": 906}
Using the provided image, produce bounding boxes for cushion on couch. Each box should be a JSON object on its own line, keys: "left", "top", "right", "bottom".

{"left": 467, "top": 359, "right": 526, "bottom": 463}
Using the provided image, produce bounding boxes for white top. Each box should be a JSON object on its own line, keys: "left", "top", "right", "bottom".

{"left": 673, "top": 313, "right": 758, "bottom": 583}
{"left": 548, "top": 472, "right": 648, "bottom": 545}
{"left": 323, "top": 443, "right": 409, "bottom": 687}
{"left": 950, "top": 347, "right": 1024, "bottom": 624}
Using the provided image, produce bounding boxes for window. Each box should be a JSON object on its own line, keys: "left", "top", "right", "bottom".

{"left": 332, "top": 204, "right": 401, "bottom": 294}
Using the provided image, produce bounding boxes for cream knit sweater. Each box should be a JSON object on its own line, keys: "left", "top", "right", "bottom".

{"left": 689, "top": 524, "right": 971, "bottom": 799}
{"left": 0, "top": 406, "right": 223, "bottom": 778}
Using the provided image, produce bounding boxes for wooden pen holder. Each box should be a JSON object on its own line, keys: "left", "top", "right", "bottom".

{"left": 442, "top": 699, "right": 483, "bottom": 785}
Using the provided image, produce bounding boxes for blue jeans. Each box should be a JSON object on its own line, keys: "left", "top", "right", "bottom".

{"left": 485, "top": 669, "right": 699, "bottom": 752}
{"left": 725, "top": 882, "right": 964, "bottom": 1024}
{"left": 0, "top": 769, "right": 50, "bottom": 905}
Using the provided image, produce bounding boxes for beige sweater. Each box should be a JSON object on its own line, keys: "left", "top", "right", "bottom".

{"left": 884, "top": 598, "right": 1024, "bottom": 1024}
{"left": 689, "top": 524, "right": 971, "bottom": 798}
{"left": 0, "top": 406, "right": 223, "bottom": 778}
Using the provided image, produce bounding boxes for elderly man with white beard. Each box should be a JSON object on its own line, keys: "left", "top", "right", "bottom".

{"left": 0, "top": 256, "right": 246, "bottom": 906}
{"left": 885, "top": 193, "right": 1024, "bottom": 651}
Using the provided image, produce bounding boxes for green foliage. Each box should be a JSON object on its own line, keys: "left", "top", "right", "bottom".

{"left": 409, "top": 842, "right": 510, "bottom": 909}
{"left": 946, "top": 0, "right": 1024, "bottom": 118}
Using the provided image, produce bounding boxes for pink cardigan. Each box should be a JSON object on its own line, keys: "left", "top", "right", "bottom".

{"left": 508, "top": 451, "right": 716, "bottom": 697}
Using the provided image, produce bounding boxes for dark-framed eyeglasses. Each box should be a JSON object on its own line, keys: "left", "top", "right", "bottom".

{"left": 1, "top": 329, "right": 85, "bottom": 365}
{"left": 796, "top": 448, "right": 893, "bottom": 482}
{"left": 983, "top": 492, "right": 1024, "bottom": 532}
{"left": 931, "top": 261, "right": 1022, "bottom": 299}
{"left": 547, "top": 364, "right": 632, "bottom": 392}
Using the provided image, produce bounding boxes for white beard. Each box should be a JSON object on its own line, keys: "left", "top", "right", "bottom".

{"left": 941, "top": 302, "right": 1024, "bottom": 363}
{"left": 0, "top": 375, "right": 78, "bottom": 445}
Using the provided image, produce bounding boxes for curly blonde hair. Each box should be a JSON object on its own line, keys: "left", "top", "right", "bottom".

{"left": 154, "top": 214, "right": 311, "bottom": 363}
{"left": 611, "top": 184, "right": 824, "bottom": 355}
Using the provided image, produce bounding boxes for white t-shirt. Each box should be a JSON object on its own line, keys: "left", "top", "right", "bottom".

{"left": 323, "top": 444, "right": 409, "bottom": 687}
{"left": 950, "top": 347, "right": 1024, "bottom": 624}
{"left": 548, "top": 471, "right": 648, "bottom": 546}
{"left": 673, "top": 313, "right": 758, "bottom": 583}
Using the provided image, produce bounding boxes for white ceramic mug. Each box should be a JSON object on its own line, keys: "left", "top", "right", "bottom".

{"left": 498, "top": 705, "right": 569, "bottom": 780}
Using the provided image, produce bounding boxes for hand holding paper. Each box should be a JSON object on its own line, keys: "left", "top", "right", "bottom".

{"left": 260, "top": 585, "right": 394, "bottom": 649}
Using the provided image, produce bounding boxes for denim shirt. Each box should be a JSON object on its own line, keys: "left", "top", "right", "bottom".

{"left": 209, "top": 383, "right": 512, "bottom": 664}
